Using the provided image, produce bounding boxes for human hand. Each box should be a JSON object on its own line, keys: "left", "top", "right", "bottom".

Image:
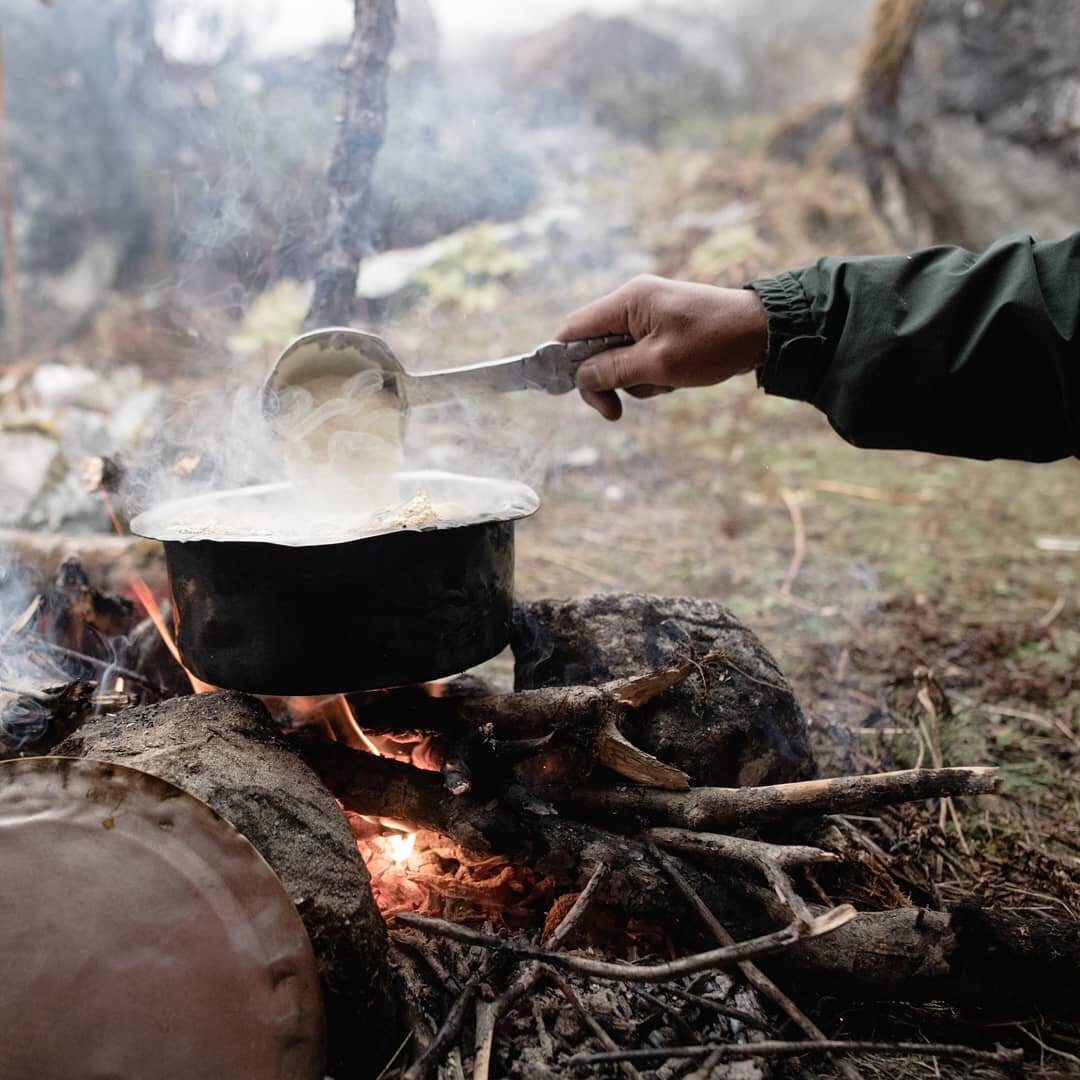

{"left": 555, "top": 275, "right": 768, "bottom": 420}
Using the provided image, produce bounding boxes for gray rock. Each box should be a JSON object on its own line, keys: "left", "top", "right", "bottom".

{"left": 0, "top": 429, "right": 63, "bottom": 527}
{"left": 855, "top": 0, "right": 1080, "bottom": 247}
{"left": 504, "top": 14, "right": 727, "bottom": 143}
{"left": 53, "top": 690, "right": 401, "bottom": 1080}
{"left": 512, "top": 594, "right": 815, "bottom": 787}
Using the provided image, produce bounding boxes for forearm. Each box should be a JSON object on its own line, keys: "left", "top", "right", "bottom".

{"left": 749, "top": 233, "right": 1080, "bottom": 462}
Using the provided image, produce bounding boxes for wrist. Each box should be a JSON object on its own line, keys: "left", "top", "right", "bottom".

{"left": 730, "top": 287, "right": 768, "bottom": 375}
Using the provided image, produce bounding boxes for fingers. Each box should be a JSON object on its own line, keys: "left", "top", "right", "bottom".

{"left": 575, "top": 344, "right": 657, "bottom": 393}
{"left": 624, "top": 385, "right": 674, "bottom": 399}
{"left": 579, "top": 387, "right": 623, "bottom": 421}
{"left": 554, "top": 286, "right": 631, "bottom": 342}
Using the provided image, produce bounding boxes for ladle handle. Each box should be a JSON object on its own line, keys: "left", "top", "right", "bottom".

{"left": 530, "top": 333, "right": 637, "bottom": 395}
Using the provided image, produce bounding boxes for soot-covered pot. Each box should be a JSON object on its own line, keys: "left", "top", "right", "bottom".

{"left": 131, "top": 471, "right": 539, "bottom": 695}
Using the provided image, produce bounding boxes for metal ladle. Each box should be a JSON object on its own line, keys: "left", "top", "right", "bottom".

{"left": 262, "top": 327, "right": 634, "bottom": 415}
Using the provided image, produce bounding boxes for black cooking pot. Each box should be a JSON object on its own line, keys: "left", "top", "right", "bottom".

{"left": 131, "top": 471, "right": 539, "bottom": 695}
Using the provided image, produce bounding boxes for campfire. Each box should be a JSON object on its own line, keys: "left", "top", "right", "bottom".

{"left": 2, "top": 3, "right": 1076, "bottom": 1077}
{"left": 5, "top": 535, "right": 1060, "bottom": 1080}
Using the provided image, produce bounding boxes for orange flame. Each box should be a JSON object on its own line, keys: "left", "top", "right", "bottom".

{"left": 97, "top": 487, "right": 215, "bottom": 695}
{"left": 336, "top": 696, "right": 418, "bottom": 867}
{"left": 387, "top": 832, "right": 416, "bottom": 866}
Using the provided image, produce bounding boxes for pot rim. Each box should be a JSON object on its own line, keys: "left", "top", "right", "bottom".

{"left": 130, "top": 469, "right": 540, "bottom": 549}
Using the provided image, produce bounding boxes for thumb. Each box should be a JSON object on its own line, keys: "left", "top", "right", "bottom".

{"left": 575, "top": 343, "right": 654, "bottom": 392}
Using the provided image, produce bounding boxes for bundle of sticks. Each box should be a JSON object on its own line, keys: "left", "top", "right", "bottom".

{"left": 296, "top": 656, "right": 1016, "bottom": 1080}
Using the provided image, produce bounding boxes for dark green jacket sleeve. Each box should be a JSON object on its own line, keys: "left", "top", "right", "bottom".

{"left": 748, "top": 232, "right": 1079, "bottom": 461}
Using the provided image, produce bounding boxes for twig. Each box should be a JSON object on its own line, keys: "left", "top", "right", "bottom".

{"left": 472, "top": 998, "right": 496, "bottom": 1080}
{"left": 662, "top": 984, "right": 766, "bottom": 1030}
{"left": 651, "top": 827, "right": 839, "bottom": 923}
{"left": 548, "top": 767, "right": 1000, "bottom": 832}
{"left": 779, "top": 488, "right": 806, "bottom": 596}
{"left": 633, "top": 988, "right": 698, "bottom": 1044}
{"left": 25, "top": 636, "right": 159, "bottom": 692}
{"left": 647, "top": 838, "right": 866, "bottom": 1080}
{"left": 1, "top": 595, "right": 41, "bottom": 647}
{"left": 375, "top": 1031, "right": 414, "bottom": 1080}
{"left": 402, "top": 970, "right": 483, "bottom": 1080}
{"left": 472, "top": 863, "right": 610, "bottom": 1080}
{"left": 544, "top": 966, "right": 644, "bottom": 1080}
{"left": 393, "top": 906, "right": 856, "bottom": 984}
{"left": 565, "top": 1041, "right": 1023, "bottom": 1068}
{"left": 0, "top": 34, "right": 20, "bottom": 358}
{"left": 810, "top": 479, "right": 931, "bottom": 505}
{"left": 684, "top": 1047, "right": 725, "bottom": 1080}
{"left": 1034, "top": 595, "right": 1066, "bottom": 630}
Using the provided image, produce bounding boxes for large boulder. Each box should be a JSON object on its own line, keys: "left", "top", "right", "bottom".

{"left": 512, "top": 594, "right": 815, "bottom": 788}
{"left": 854, "top": 0, "right": 1080, "bottom": 247}
{"left": 504, "top": 14, "right": 727, "bottom": 144}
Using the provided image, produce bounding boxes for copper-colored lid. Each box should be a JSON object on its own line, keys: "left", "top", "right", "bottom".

{"left": 0, "top": 757, "right": 325, "bottom": 1080}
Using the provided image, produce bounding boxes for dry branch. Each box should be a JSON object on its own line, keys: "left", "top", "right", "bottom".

{"left": 647, "top": 837, "right": 866, "bottom": 1080}
{"left": 652, "top": 827, "right": 839, "bottom": 923}
{"left": 348, "top": 658, "right": 709, "bottom": 790}
{"left": 548, "top": 767, "right": 999, "bottom": 831}
{"left": 394, "top": 906, "right": 857, "bottom": 983}
{"left": 565, "top": 1041, "right": 1023, "bottom": 1069}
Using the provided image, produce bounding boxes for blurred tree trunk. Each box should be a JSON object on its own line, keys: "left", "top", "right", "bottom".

{"left": 304, "top": 0, "right": 397, "bottom": 330}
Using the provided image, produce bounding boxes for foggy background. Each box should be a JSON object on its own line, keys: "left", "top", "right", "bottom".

{"left": 0, "top": 0, "right": 1076, "bottom": 769}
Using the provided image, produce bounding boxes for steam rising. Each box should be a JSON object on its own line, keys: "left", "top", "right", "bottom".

{"left": 126, "top": 363, "right": 541, "bottom": 546}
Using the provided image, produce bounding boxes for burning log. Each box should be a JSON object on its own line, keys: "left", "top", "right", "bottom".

{"left": 0, "top": 680, "right": 128, "bottom": 760}
{"left": 0, "top": 527, "right": 167, "bottom": 594}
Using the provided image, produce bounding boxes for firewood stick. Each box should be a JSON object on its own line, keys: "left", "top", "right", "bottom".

{"left": 394, "top": 906, "right": 856, "bottom": 983}
{"left": 646, "top": 837, "right": 866, "bottom": 1080}
{"left": 548, "top": 767, "right": 999, "bottom": 831}
{"left": 565, "top": 1041, "right": 1023, "bottom": 1069}
{"left": 351, "top": 682, "right": 692, "bottom": 789}
{"left": 348, "top": 648, "right": 790, "bottom": 792}
{"left": 651, "top": 828, "right": 839, "bottom": 923}
{"left": 662, "top": 985, "right": 766, "bottom": 1030}
{"left": 401, "top": 970, "right": 483, "bottom": 1080}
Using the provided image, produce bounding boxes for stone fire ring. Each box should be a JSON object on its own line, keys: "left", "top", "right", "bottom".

{"left": 0, "top": 757, "right": 325, "bottom": 1080}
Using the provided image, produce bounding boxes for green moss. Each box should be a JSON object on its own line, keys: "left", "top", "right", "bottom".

{"left": 416, "top": 225, "right": 529, "bottom": 313}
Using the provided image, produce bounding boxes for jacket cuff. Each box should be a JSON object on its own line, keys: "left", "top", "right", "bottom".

{"left": 746, "top": 272, "right": 829, "bottom": 403}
